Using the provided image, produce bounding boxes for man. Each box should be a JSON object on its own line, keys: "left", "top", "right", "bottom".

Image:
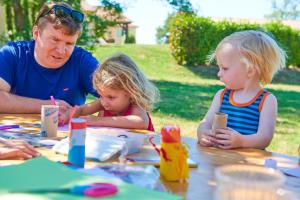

{"left": 0, "top": 1, "right": 99, "bottom": 113}
{"left": 0, "top": 138, "right": 40, "bottom": 160}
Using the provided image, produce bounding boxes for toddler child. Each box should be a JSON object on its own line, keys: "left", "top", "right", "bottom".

{"left": 197, "top": 30, "right": 286, "bottom": 149}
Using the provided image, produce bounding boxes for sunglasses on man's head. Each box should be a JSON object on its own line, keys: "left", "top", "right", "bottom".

{"left": 46, "top": 5, "right": 84, "bottom": 23}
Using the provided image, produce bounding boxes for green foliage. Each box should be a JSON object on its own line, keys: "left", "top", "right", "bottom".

{"left": 264, "top": 22, "right": 300, "bottom": 67}
{"left": 156, "top": 13, "right": 176, "bottom": 44}
{"left": 125, "top": 34, "right": 136, "bottom": 44}
{"left": 0, "top": 33, "right": 9, "bottom": 47}
{"left": 164, "top": 0, "right": 195, "bottom": 13}
{"left": 77, "top": 14, "right": 115, "bottom": 48}
{"left": 156, "top": 0, "right": 195, "bottom": 44}
{"left": 169, "top": 13, "right": 221, "bottom": 66}
{"left": 169, "top": 13, "right": 300, "bottom": 67}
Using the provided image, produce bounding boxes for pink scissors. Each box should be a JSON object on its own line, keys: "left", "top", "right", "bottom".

{"left": 69, "top": 182, "right": 118, "bottom": 198}
{"left": 17, "top": 182, "right": 118, "bottom": 198}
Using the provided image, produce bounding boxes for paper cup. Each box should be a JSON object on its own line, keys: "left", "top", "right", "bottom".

{"left": 41, "top": 105, "right": 59, "bottom": 137}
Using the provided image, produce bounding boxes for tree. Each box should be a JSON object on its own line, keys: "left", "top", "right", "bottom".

{"left": 156, "top": 13, "right": 176, "bottom": 44}
{"left": 265, "top": 0, "right": 300, "bottom": 20}
{"left": 156, "top": 0, "right": 195, "bottom": 44}
{"left": 164, "top": 0, "right": 195, "bottom": 13}
{"left": 0, "top": 0, "right": 123, "bottom": 46}
{"left": 76, "top": 1, "right": 123, "bottom": 46}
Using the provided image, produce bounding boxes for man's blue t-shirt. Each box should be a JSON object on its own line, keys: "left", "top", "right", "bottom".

{"left": 0, "top": 40, "right": 99, "bottom": 106}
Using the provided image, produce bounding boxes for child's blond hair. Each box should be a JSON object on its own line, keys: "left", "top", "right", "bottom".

{"left": 210, "top": 30, "right": 286, "bottom": 85}
{"left": 93, "top": 53, "right": 160, "bottom": 111}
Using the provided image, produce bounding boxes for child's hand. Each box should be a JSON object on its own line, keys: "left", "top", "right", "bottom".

{"left": 58, "top": 108, "right": 71, "bottom": 126}
{"left": 215, "top": 128, "right": 242, "bottom": 149}
{"left": 81, "top": 115, "right": 99, "bottom": 125}
{"left": 198, "top": 130, "right": 217, "bottom": 147}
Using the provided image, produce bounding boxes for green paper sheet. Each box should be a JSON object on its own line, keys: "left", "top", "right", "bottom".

{"left": 0, "top": 157, "right": 181, "bottom": 200}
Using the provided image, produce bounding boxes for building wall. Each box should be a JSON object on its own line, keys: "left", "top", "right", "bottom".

{"left": 104, "top": 25, "right": 137, "bottom": 44}
{"left": 104, "top": 26, "right": 126, "bottom": 44}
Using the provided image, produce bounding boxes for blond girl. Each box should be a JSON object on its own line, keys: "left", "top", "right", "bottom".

{"left": 60, "top": 53, "right": 159, "bottom": 131}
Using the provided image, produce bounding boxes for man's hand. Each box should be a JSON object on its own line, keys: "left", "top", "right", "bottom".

{"left": 55, "top": 100, "right": 72, "bottom": 113}
{"left": 0, "top": 140, "right": 41, "bottom": 160}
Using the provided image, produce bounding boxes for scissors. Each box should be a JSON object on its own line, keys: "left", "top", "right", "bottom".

{"left": 15, "top": 182, "right": 118, "bottom": 198}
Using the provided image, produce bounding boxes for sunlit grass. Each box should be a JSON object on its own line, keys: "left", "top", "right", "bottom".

{"left": 89, "top": 44, "right": 300, "bottom": 156}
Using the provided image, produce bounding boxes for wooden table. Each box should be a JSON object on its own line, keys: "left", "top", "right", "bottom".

{"left": 1, "top": 114, "right": 300, "bottom": 199}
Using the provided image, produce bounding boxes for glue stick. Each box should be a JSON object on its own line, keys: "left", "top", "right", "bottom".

{"left": 68, "top": 118, "right": 86, "bottom": 168}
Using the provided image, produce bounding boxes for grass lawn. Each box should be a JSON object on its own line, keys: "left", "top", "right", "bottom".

{"left": 90, "top": 44, "right": 300, "bottom": 156}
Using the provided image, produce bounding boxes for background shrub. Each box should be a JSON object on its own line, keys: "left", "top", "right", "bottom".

{"left": 169, "top": 13, "right": 300, "bottom": 68}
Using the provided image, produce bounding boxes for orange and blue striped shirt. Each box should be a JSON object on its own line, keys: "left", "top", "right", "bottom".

{"left": 219, "top": 89, "right": 271, "bottom": 135}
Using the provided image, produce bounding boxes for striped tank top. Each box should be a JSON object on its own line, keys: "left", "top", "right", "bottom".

{"left": 219, "top": 89, "right": 271, "bottom": 135}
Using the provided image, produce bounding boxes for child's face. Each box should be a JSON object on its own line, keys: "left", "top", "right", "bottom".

{"left": 98, "top": 86, "right": 131, "bottom": 115}
{"left": 216, "top": 43, "right": 249, "bottom": 90}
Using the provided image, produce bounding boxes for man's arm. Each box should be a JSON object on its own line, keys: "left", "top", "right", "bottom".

{"left": 0, "top": 78, "right": 70, "bottom": 113}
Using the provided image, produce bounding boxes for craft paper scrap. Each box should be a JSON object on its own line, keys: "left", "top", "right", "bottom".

{"left": 0, "top": 157, "right": 181, "bottom": 200}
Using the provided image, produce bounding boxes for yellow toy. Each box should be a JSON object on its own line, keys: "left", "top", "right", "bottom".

{"left": 150, "top": 125, "right": 189, "bottom": 181}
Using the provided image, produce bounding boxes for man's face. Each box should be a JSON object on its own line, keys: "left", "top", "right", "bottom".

{"left": 33, "top": 23, "right": 79, "bottom": 68}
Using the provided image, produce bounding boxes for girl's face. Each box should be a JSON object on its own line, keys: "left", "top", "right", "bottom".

{"left": 98, "top": 86, "right": 131, "bottom": 115}
{"left": 216, "top": 43, "right": 249, "bottom": 90}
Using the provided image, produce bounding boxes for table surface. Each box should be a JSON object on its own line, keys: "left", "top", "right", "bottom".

{"left": 1, "top": 114, "right": 300, "bottom": 199}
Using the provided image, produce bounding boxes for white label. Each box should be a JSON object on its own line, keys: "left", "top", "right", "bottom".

{"left": 41, "top": 105, "right": 59, "bottom": 137}
{"left": 70, "top": 129, "right": 86, "bottom": 146}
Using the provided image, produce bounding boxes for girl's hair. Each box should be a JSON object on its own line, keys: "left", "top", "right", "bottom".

{"left": 210, "top": 30, "right": 286, "bottom": 85}
{"left": 93, "top": 53, "right": 160, "bottom": 111}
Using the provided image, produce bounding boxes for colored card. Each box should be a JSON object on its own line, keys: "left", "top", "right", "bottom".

{"left": 0, "top": 157, "right": 181, "bottom": 199}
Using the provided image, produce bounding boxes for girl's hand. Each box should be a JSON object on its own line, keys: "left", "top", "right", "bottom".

{"left": 198, "top": 130, "right": 217, "bottom": 147}
{"left": 81, "top": 115, "right": 99, "bottom": 125}
{"left": 215, "top": 128, "right": 242, "bottom": 149}
{"left": 58, "top": 107, "right": 71, "bottom": 126}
